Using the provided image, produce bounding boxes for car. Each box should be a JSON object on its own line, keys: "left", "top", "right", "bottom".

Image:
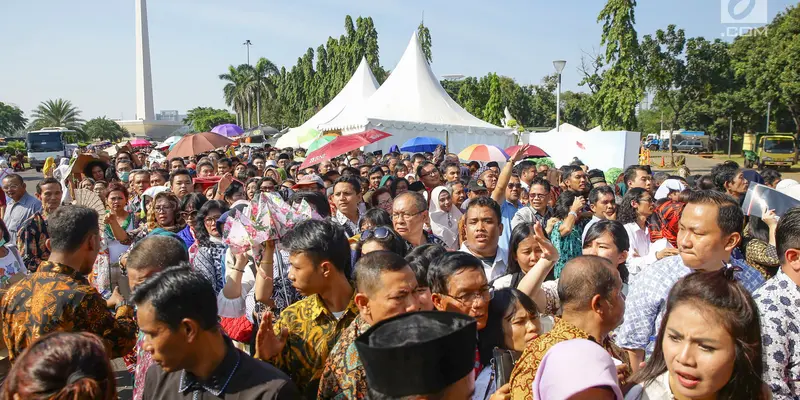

{"left": 672, "top": 140, "right": 706, "bottom": 154}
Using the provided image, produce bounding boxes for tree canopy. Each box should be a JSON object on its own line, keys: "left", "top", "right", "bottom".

{"left": 183, "top": 107, "right": 236, "bottom": 133}
{"left": 0, "top": 102, "right": 27, "bottom": 137}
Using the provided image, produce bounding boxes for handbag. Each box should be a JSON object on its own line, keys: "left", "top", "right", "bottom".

{"left": 219, "top": 315, "right": 254, "bottom": 343}
{"left": 492, "top": 347, "right": 521, "bottom": 389}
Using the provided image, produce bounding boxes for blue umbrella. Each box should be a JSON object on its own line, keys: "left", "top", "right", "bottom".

{"left": 400, "top": 137, "right": 445, "bottom": 153}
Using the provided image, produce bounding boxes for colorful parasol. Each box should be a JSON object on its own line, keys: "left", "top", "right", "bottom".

{"left": 211, "top": 124, "right": 244, "bottom": 137}
{"left": 306, "top": 135, "right": 338, "bottom": 152}
{"left": 129, "top": 138, "right": 151, "bottom": 148}
{"left": 457, "top": 144, "right": 509, "bottom": 163}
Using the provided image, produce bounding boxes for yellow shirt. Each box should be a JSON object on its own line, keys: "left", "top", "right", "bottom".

{"left": 270, "top": 292, "right": 358, "bottom": 397}
{"left": 508, "top": 318, "right": 629, "bottom": 400}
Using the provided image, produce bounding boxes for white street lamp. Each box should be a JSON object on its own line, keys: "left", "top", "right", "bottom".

{"left": 553, "top": 60, "right": 567, "bottom": 132}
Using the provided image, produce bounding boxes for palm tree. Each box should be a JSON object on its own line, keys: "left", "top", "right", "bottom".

{"left": 220, "top": 65, "right": 248, "bottom": 128}
{"left": 250, "top": 58, "right": 279, "bottom": 127}
{"left": 29, "top": 99, "right": 84, "bottom": 130}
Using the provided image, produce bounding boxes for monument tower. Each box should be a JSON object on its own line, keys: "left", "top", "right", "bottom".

{"left": 117, "top": 0, "right": 181, "bottom": 138}
{"left": 135, "top": 0, "right": 155, "bottom": 121}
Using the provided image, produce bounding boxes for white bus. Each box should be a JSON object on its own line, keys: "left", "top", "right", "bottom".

{"left": 26, "top": 127, "right": 72, "bottom": 171}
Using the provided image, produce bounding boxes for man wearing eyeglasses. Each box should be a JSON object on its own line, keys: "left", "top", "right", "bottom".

{"left": 429, "top": 251, "right": 492, "bottom": 377}
{"left": 2, "top": 174, "right": 42, "bottom": 243}
{"left": 416, "top": 161, "right": 442, "bottom": 192}
{"left": 392, "top": 192, "right": 446, "bottom": 250}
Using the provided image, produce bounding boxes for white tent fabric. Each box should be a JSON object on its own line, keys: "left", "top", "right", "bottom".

{"left": 544, "top": 123, "right": 586, "bottom": 134}
{"left": 276, "top": 57, "right": 379, "bottom": 149}
{"left": 587, "top": 125, "right": 602, "bottom": 132}
{"left": 530, "top": 130, "right": 641, "bottom": 171}
{"left": 319, "top": 32, "right": 514, "bottom": 153}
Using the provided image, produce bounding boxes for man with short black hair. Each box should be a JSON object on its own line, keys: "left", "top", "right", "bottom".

{"left": 125, "top": 235, "right": 190, "bottom": 400}
{"left": 561, "top": 165, "right": 588, "bottom": 195}
{"left": 416, "top": 161, "right": 442, "bottom": 191}
{"left": 318, "top": 251, "right": 421, "bottom": 398}
{"left": 1, "top": 206, "right": 137, "bottom": 363}
{"left": 509, "top": 255, "right": 629, "bottom": 399}
{"left": 169, "top": 168, "right": 194, "bottom": 199}
{"left": 754, "top": 207, "right": 800, "bottom": 398}
{"left": 617, "top": 190, "right": 765, "bottom": 372}
{"left": 17, "top": 178, "right": 62, "bottom": 271}
{"left": 368, "top": 166, "right": 384, "bottom": 190}
{"left": 624, "top": 165, "right": 653, "bottom": 194}
{"left": 411, "top": 154, "right": 426, "bottom": 173}
{"left": 460, "top": 197, "right": 506, "bottom": 282}
{"left": 516, "top": 160, "right": 537, "bottom": 190}
{"left": 170, "top": 158, "right": 185, "bottom": 172}
{"left": 2, "top": 174, "right": 42, "bottom": 242}
{"left": 150, "top": 168, "right": 170, "bottom": 187}
{"left": 136, "top": 266, "right": 299, "bottom": 399}
{"left": 443, "top": 161, "right": 461, "bottom": 183}
{"left": 761, "top": 168, "right": 782, "bottom": 188}
{"left": 196, "top": 161, "right": 215, "bottom": 177}
{"left": 255, "top": 219, "right": 357, "bottom": 397}
{"left": 252, "top": 153, "right": 266, "bottom": 176}
{"left": 217, "top": 157, "right": 233, "bottom": 176}
{"left": 711, "top": 163, "right": 748, "bottom": 200}
{"left": 582, "top": 185, "right": 617, "bottom": 242}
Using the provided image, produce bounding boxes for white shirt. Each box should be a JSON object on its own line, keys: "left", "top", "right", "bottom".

{"left": 459, "top": 242, "right": 508, "bottom": 285}
{"left": 623, "top": 222, "right": 658, "bottom": 276}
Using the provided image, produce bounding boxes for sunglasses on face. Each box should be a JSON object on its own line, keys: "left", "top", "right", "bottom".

{"left": 360, "top": 226, "right": 392, "bottom": 242}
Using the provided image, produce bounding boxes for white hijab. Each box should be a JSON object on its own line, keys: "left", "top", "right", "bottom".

{"left": 428, "top": 186, "right": 462, "bottom": 250}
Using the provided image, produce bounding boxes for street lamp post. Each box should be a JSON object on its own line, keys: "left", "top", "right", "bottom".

{"left": 243, "top": 40, "right": 252, "bottom": 65}
{"left": 553, "top": 60, "right": 567, "bottom": 132}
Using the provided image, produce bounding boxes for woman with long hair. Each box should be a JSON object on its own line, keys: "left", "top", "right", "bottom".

{"left": 617, "top": 188, "right": 677, "bottom": 277}
{"left": 357, "top": 208, "right": 392, "bottom": 232}
{"left": 354, "top": 226, "right": 407, "bottom": 264}
{"left": 190, "top": 200, "right": 229, "bottom": 294}
{"left": 146, "top": 192, "right": 186, "bottom": 234}
{"left": 428, "top": 186, "right": 462, "bottom": 250}
{"left": 626, "top": 269, "right": 766, "bottom": 400}
{"left": 475, "top": 288, "right": 541, "bottom": 399}
{"left": 548, "top": 190, "right": 586, "bottom": 278}
{"left": 2, "top": 332, "right": 116, "bottom": 400}
{"left": 389, "top": 177, "right": 409, "bottom": 198}
{"left": 245, "top": 177, "right": 261, "bottom": 201}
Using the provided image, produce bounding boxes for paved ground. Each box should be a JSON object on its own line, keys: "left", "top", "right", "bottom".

{"left": 651, "top": 151, "right": 800, "bottom": 179}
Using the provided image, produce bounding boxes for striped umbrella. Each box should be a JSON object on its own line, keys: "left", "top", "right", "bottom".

{"left": 457, "top": 144, "right": 509, "bottom": 163}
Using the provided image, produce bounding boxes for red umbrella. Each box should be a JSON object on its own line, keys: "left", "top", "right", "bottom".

{"left": 505, "top": 144, "right": 549, "bottom": 158}
{"left": 166, "top": 132, "right": 234, "bottom": 159}
{"left": 300, "top": 129, "right": 392, "bottom": 169}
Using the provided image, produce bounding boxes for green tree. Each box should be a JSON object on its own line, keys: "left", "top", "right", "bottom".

{"left": 219, "top": 64, "right": 252, "bottom": 128}
{"left": 247, "top": 57, "right": 279, "bottom": 127}
{"left": 483, "top": 74, "right": 504, "bottom": 125}
{"left": 731, "top": 5, "right": 800, "bottom": 136}
{"left": 561, "top": 91, "right": 593, "bottom": 130}
{"left": 29, "top": 99, "right": 84, "bottom": 130}
{"left": 183, "top": 107, "right": 236, "bottom": 133}
{"left": 642, "top": 25, "right": 731, "bottom": 163}
{"left": 83, "top": 117, "right": 130, "bottom": 141}
{"left": 418, "top": 21, "right": 433, "bottom": 64}
{"left": 0, "top": 102, "right": 27, "bottom": 136}
{"left": 594, "top": 0, "right": 645, "bottom": 130}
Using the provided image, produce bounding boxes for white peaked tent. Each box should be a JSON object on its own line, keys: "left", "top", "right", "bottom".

{"left": 319, "top": 32, "right": 514, "bottom": 153}
{"left": 275, "top": 57, "right": 380, "bottom": 149}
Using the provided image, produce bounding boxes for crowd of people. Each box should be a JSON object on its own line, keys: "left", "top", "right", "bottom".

{"left": 0, "top": 140, "right": 798, "bottom": 400}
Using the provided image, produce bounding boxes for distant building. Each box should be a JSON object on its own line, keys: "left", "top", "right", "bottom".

{"left": 155, "top": 110, "right": 184, "bottom": 122}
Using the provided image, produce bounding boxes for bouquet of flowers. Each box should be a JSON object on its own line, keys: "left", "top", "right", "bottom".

{"left": 223, "top": 193, "right": 323, "bottom": 253}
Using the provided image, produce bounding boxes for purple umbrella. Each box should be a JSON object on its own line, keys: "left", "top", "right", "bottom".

{"left": 211, "top": 123, "right": 244, "bottom": 137}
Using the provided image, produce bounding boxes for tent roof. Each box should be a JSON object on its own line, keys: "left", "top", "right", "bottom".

{"left": 545, "top": 123, "right": 586, "bottom": 134}
{"left": 277, "top": 57, "right": 378, "bottom": 148}
{"left": 320, "top": 32, "right": 506, "bottom": 134}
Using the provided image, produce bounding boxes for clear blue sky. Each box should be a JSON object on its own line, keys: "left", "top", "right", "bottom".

{"left": 0, "top": 0, "right": 794, "bottom": 121}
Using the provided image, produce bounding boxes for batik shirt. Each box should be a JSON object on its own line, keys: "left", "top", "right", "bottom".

{"left": 318, "top": 315, "right": 371, "bottom": 399}
{"left": 616, "top": 255, "right": 764, "bottom": 356}
{"left": 268, "top": 293, "right": 358, "bottom": 397}
{"left": 753, "top": 270, "right": 800, "bottom": 399}
{"left": 15, "top": 212, "right": 49, "bottom": 272}
{"left": 509, "top": 318, "right": 630, "bottom": 400}
{"left": 0, "top": 261, "right": 137, "bottom": 362}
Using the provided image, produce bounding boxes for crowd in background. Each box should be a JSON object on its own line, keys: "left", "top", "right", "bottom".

{"left": 0, "top": 141, "right": 797, "bottom": 400}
